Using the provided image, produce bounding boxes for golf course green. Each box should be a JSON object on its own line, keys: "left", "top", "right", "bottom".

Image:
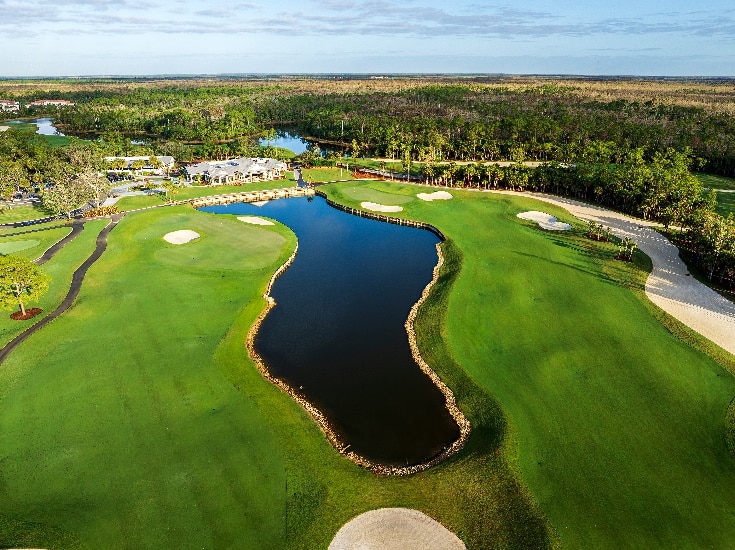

{"left": 0, "top": 181, "right": 733, "bottom": 548}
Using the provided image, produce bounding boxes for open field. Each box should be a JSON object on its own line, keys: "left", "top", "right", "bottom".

{"left": 1, "top": 183, "right": 734, "bottom": 548}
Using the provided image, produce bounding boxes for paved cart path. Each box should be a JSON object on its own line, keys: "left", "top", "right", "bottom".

{"left": 0, "top": 214, "right": 124, "bottom": 365}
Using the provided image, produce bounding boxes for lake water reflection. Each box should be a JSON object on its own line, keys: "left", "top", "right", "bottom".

{"left": 202, "top": 196, "right": 460, "bottom": 467}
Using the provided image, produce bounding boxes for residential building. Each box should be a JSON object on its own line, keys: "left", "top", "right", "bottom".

{"left": 26, "top": 100, "right": 75, "bottom": 108}
{"left": 0, "top": 100, "right": 20, "bottom": 112}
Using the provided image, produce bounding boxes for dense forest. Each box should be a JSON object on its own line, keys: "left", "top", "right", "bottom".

{"left": 0, "top": 76, "right": 733, "bottom": 290}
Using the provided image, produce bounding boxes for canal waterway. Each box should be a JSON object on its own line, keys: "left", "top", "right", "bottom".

{"left": 202, "top": 196, "right": 460, "bottom": 467}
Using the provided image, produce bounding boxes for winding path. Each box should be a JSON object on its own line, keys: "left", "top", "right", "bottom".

{"left": 498, "top": 191, "right": 735, "bottom": 356}
{"left": 0, "top": 214, "right": 125, "bottom": 365}
{"left": 35, "top": 221, "right": 85, "bottom": 265}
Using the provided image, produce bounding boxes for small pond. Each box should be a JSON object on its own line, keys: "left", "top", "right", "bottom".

{"left": 202, "top": 196, "right": 460, "bottom": 467}
{"left": 6, "top": 118, "right": 64, "bottom": 136}
{"left": 259, "top": 131, "right": 309, "bottom": 154}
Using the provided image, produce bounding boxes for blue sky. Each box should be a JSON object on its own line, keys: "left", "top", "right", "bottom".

{"left": 1, "top": 0, "right": 734, "bottom": 76}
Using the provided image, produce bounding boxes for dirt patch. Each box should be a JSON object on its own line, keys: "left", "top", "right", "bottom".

{"left": 10, "top": 308, "right": 42, "bottom": 321}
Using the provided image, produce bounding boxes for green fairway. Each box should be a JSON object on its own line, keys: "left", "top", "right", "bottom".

{"left": 323, "top": 180, "right": 735, "bottom": 548}
{"left": 0, "top": 224, "right": 70, "bottom": 260}
{"left": 339, "top": 185, "right": 414, "bottom": 205}
{"left": 0, "top": 220, "right": 107, "bottom": 348}
{"left": 0, "top": 200, "right": 551, "bottom": 549}
{"left": 716, "top": 190, "right": 735, "bottom": 217}
{"left": 696, "top": 172, "right": 735, "bottom": 191}
{"left": 2, "top": 182, "right": 734, "bottom": 549}
{"left": 0, "top": 205, "right": 50, "bottom": 223}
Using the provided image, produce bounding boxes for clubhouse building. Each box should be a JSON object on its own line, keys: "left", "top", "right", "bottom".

{"left": 183, "top": 157, "right": 287, "bottom": 185}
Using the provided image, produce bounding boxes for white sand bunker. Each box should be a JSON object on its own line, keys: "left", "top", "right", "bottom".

{"left": 517, "top": 211, "right": 572, "bottom": 231}
{"left": 237, "top": 216, "right": 274, "bottom": 226}
{"left": 361, "top": 201, "right": 403, "bottom": 213}
{"left": 417, "top": 190, "right": 453, "bottom": 201}
{"left": 329, "top": 508, "right": 465, "bottom": 550}
{"left": 163, "top": 230, "right": 200, "bottom": 244}
{"left": 0, "top": 126, "right": 9, "bottom": 133}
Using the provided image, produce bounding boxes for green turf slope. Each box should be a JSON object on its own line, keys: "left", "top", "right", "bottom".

{"left": 0, "top": 207, "right": 296, "bottom": 548}
{"left": 325, "top": 181, "right": 735, "bottom": 549}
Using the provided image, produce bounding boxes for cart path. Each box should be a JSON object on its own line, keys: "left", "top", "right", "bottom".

{"left": 0, "top": 214, "right": 124, "bottom": 365}
{"left": 35, "top": 221, "right": 85, "bottom": 265}
{"left": 498, "top": 191, "right": 735, "bottom": 356}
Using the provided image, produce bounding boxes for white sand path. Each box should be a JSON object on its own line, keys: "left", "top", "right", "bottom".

{"left": 417, "top": 190, "right": 453, "bottom": 201}
{"left": 498, "top": 191, "right": 735, "bottom": 356}
{"left": 163, "top": 230, "right": 200, "bottom": 244}
{"left": 237, "top": 216, "right": 274, "bottom": 226}
{"left": 329, "top": 508, "right": 465, "bottom": 550}
{"left": 361, "top": 201, "right": 403, "bottom": 213}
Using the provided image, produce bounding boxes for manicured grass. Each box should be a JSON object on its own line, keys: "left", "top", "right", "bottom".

{"left": 696, "top": 172, "right": 735, "bottom": 190}
{"left": 0, "top": 224, "right": 70, "bottom": 260}
{"left": 339, "top": 185, "right": 415, "bottom": 206}
{"left": 323, "top": 180, "right": 735, "bottom": 548}
{"left": 0, "top": 205, "right": 50, "bottom": 223}
{"left": 0, "top": 208, "right": 298, "bottom": 548}
{"left": 2, "top": 182, "right": 734, "bottom": 548}
{"left": 715, "top": 190, "right": 735, "bottom": 217}
{"left": 299, "top": 167, "right": 352, "bottom": 182}
{"left": 0, "top": 201, "right": 552, "bottom": 549}
{"left": 0, "top": 219, "right": 107, "bottom": 349}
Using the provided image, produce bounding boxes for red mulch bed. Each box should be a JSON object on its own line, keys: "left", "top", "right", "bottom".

{"left": 10, "top": 308, "right": 42, "bottom": 321}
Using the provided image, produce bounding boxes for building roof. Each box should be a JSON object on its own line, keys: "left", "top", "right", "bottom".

{"left": 185, "top": 157, "right": 287, "bottom": 178}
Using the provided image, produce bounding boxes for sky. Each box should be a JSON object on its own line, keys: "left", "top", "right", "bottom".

{"left": 1, "top": 0, "right": 734, "bottom": 77}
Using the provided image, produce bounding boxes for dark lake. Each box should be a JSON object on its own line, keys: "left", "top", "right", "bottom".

{"left": 202, "top": 196, "right": 460, "bottom": 467}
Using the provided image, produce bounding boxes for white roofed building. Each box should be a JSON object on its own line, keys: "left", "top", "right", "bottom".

{"left": 104, "top": 155, "right": 175, "bottom": 175}
{"left": 0, "top": 100, "right": 20, "bottom": 112}
{"left": 183, "top": 157, "right": 287, "bottom": 185}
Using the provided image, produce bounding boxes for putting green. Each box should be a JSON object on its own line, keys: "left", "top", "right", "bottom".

{"left": 133, "top": 212, "right": 286, "bottom": 271}
{"left": 0, "top": 240, "right": 40, "bottom": 254}
{"left": 340, "top": 186, "right": 414, "bottom": 206}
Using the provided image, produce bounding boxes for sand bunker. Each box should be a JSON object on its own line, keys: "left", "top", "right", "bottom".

{"left": 163, "top": 230, "right": 200, "bottom": 244}
{"left": 237, "top": 216, "right": 275, "bottom": 226}
{"left": 417, "top": 190, "right": 453, "bottom": 201}
{"left": 329, "top": 508, "right": 465, "bottom": 550}
{"left": 517, "top": 211, "right": 572, "bottom": 231}
{"left": 361, "top": 202, "right": 403, "bottom": 213}
{"left": 0, "top": 126, "right": 9, "bottom": 133}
